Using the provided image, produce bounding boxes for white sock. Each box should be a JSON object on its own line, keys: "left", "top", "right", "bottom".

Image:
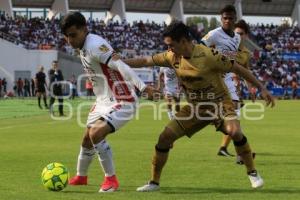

{"left": 167, "top": 110, "right": 174, "bottom": 120}
{"left": 76, "top": 146, "right": 95, "bottom": 176}
{"left": 93, "top": 140, "right": 115, "bottom": 177}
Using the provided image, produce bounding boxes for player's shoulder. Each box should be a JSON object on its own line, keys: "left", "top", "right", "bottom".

{"left": 195, "top": 43, "right": 214, "bottom": 55}
{"left": 209, "top": 27, "right": 223, "bottom": 36}
{"left": 84, "top": 33, "right": 113, "bottom": 52}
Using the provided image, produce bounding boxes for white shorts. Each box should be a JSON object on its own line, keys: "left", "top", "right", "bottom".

{"left": 86, "top": 102, "right": 137, "bottom": 132}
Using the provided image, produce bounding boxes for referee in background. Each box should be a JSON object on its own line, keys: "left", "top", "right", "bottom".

{"left": 49, "top": 60, "right": 64, "bottom": 116}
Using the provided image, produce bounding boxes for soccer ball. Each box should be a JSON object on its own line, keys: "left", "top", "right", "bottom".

{"left": 41, "top": 162, "right": 69, "bottom": 191}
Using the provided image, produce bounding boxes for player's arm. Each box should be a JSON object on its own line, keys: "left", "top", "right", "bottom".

{"left": 123, "top": 56, "right": 156, "bottom": 68}
{"left": 201, "top": 31, "right": 215, "bottom": 47}
{"left": 231, "top": 62, "right": 275, "bottom": 107}
{"left": 108, "top": 59, "right": 160, "bottom": 100}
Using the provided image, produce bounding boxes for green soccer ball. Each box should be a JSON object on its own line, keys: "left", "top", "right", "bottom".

{"left": 41, "top": 162, "right": 69, "bottom": 191}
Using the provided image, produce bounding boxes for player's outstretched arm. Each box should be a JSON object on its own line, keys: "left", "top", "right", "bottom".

{"left": 142, "top": 85, "right": 161, "bottom": 101}
{"left": 231, "top": 62, "right": 275, "bottom": 108}
{"left": 123, "top": 56, "right": 155, "bottom": 68}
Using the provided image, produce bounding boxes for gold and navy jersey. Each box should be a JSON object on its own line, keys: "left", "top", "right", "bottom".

{"left": 236, "top": 45, "right": 251, "bottom": 69}
{"left": 152, "top": 44, "right": 233, "bottom": 103}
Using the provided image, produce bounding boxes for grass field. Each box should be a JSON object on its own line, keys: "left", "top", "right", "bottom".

{"left": 0, "top": 98, "right": 299, "bottom": 200}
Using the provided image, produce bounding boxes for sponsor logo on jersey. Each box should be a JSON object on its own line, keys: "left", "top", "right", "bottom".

{"left": 99, "top": 44, "right": 110, "bottom": 53}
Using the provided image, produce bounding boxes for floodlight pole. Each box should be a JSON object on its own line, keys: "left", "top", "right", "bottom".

{"left": 105, "top": 0, "right": 126, "bottom": 24}
{"left": 234, "top": 0, "right": 243, "bottom": 20}
{"left": 166, "top": 0, "right": 185, "bottom": 25}
{"left": 0, "top": 0, "right": 13, "bottom": 19}
{"left": 292, "top": 0, "right": 300, "bottom": 27}
{"left": 47, "top": 0, "right": 69, "bottom": 19}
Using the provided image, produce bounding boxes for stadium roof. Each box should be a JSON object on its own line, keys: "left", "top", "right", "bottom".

{"left": 11, "top": 0, "right": 297, "bottom": 17}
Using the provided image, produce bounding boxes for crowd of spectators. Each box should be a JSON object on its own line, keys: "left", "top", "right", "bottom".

{"left": 249, "top": 24, "right": 300, "bottom": 93}
{"left": 0, "top": 14, "right": 299, "bottom": 98}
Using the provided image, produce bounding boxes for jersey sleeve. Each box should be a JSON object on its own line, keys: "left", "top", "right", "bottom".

{"left": 207, "top": 48, "right": 233, "bottom": 73}
{"left": 201, "top": 31, "right": 215, "bottom": 47}
{"left": 152, "top": 52, "right": 173, "bottom": 67}
{"left": 107, "top": 59, "right": 146, "bottom": 92}
{"left": 89, "top": 40, "right": 114, "bottom": 64}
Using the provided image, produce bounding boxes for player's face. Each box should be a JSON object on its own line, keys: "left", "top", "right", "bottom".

{"left": 64, "top": 25, "right": 87, "bottom": 49}
{"left": 221, "top": 12, "right": 236, "bottom": 30}
{"left": 164, "top": 36, "right": 186, "bottom": 56}
{"left": 235, "top": 27, "right": 248, "bottom": 40}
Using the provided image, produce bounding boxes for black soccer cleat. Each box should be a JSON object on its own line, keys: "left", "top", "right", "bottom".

{"left": 217, "top": 147, "right": 234, "bottom": 157}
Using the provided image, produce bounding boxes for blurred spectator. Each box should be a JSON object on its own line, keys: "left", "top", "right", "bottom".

{"left": 2, "top": 78, "right": 7, "bottom": 94}
{"left": 31, "top": 78, "right": 35, "bottom": 96}
{"left": 17, "top": 78, "right": 24, "bottom": 97}
{"left": 24, "top": 78, "right": 31, "bottom": 97}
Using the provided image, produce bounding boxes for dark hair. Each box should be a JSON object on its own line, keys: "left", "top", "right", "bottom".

{"left": 235, "top": 19, "right": 250, "bottom": 34}
{"left": 162, "top": 21, "right": 192, "bottom": 42}
{"left": 60, "top": 12, "right": 86, "bottom": 35}
{"left": 220, "top": 5, "right": 236, "bottom": 15}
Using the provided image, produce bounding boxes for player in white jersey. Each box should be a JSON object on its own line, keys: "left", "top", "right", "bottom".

{"left": 202, "top": 5, "right": 242, "bottom": 158}
{"left": 157, "top": 67, "right": 180, "bottom": 120}
{"left": 60, "top": 12, "right": 157, "bottom": 192}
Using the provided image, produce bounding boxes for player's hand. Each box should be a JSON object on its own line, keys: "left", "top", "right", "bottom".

{"left": 142, "top": 85, "right": 161, "bottom": 101}
{"left": 260, "top": 88, "right": 275, "bottom": 108}
{"left": 111, "top": 52, "right": 121, "bottom": 61}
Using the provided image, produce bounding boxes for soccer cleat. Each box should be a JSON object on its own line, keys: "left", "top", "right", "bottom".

{"left": 236, "top": 153, "right": 256, "bottom": 165}
{"left": 217, "top": 147, "right": 234, "bottom": 157}
{"left": 248, "top": 170, "right": 264, "bottom": 189}
{"left": 69, "top": 175, "right": 88, "bottom": 185}
{"left": 99, "top": 175, "right": 119, "bottom": 192}
{"left": 136, "top": 181, "right": 160, "bottom": 192}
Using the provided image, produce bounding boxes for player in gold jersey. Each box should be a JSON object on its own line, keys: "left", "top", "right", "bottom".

{"left": 123, "top": 21, "right": 274, "bottom": 191}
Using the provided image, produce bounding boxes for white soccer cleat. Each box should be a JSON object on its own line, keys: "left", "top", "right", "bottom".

{"left": 136, "top": 182, "right": 160, "bottom": 192}
{"left": 248, "top": 170, "right": 264, "bottom": 189}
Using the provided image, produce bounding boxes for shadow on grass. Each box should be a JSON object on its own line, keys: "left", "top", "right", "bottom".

{"left": 257, "top": 152, "right": 300, "bottom": 157}
{"left": 160, "top": 187, "right": 300, "bottom": 194}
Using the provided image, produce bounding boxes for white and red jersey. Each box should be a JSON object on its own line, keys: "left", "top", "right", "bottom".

{"left": 160, "top": 67, "right": 179, "bottom": 92}
{"left": 202, "top": 27, "right": 241, "bottom": 100}
{"left": 79, "top": 33, "right": 146, "bottom": 104}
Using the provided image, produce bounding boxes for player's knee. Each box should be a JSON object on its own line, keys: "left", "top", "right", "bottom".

{"left": 157, "top": 128, "right": 177, "bottom": 148}
{"left": 224, "top": 124, "right": 242, "bottom": 140}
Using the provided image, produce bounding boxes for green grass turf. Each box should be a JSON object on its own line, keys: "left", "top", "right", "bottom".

{"left": 0, "top": 98, "right": 299, "bottom": 200}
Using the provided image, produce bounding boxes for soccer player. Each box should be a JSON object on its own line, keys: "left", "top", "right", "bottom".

{"left": 60, "top": 12, "right": 157, "bottom": 192}
{"left": 234, "top": 19, "right": 257, "bottom": 164}
{"left": 35, "top": 66, "right": 49, "bottom": 109}
{"left": 157, "top": 67, "right": 181, "bottom": 120}
{"left": 123, "top": 21, "right": 275, "bottom": 191}
{"left": 202, "top": 5, "right": 243, "bottom": 157}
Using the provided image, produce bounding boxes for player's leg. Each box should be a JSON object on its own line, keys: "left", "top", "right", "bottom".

{"left": 137, "top": 105, "right": 210, "bottom": 192}
{"left": 69, "top": 128, "right": 95, "bottom": 185}
{"left": 217, "top": 100, "right": 240, "bottom": 157}
{"left": 220, "top": 119, "right": 263, "bottom": 188}
{"left": 217, "top": 135, "right": 234, "bottom": 156}
{"left": 173, "top": 94, "right": 180, "bottom": 113}
{"left": 89, "top": 119, "right": 118, "bottom": 192}
{"left": 137, "top": 127, "right": 182, "bottom": 192}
